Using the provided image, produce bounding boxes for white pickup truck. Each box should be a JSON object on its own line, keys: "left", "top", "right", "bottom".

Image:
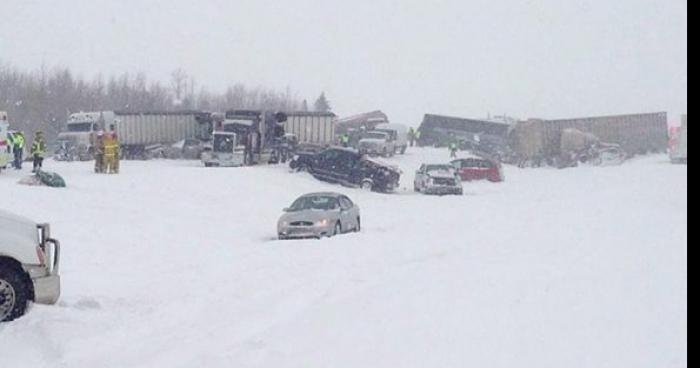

{"left": 0, "top": 210, "right": 61, "bottom": 321}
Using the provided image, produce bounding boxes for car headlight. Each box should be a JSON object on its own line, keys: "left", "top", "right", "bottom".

{"left": 316, "top": 219, "right": 330, "bottom": 227}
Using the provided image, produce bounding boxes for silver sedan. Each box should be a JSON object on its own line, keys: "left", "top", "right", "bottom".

{"left": 278, "top": 192, "right": 361, "bottom": 240}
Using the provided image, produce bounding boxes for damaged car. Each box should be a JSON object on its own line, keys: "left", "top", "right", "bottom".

{"left": 290, "top": 147, "right": 401, "bottom": 193}
{"left": 414, "top": 164, "right": 463, "bottom": 195}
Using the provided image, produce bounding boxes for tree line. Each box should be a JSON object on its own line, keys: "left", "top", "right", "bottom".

{"left": 0, "top": 62, "right": 333, "bottom": 139}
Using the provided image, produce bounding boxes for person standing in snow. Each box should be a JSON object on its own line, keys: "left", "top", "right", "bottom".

{"left": 408, "top": 127, "right": 416, "bottom": 147}
{"left": 340, "top": 133, "right": 350, "bottom": 148}
{"left": 104, "top": 126, "right": 120, "bottom": 174}
{"left": 94, "top": 131, "right": 106, "bottom": 173}
{"left": 12, "top": 131, "right": 25, "bottom": 170}
{"left": 449, "top": 141, "right": 459, "bottom": 159}
{"left": 30, "top": 131, "right": 46, "bottom": 173}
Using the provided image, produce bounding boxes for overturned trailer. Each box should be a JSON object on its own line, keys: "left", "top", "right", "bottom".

{"left": 509, "top": 112, "right": 669, "bottom": 166}
{"left": 336, "top": 110, "right": 389, "bottom": 134}
{"left": 416, "top": 114, "right": 511, "bottom": 158}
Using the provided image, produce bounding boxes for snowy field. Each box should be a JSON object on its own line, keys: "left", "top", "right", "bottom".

{"left": 0, "top": 148, "right": 687, "bottom": 368}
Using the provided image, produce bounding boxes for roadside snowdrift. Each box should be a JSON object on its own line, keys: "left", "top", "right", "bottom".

{"left": 0, "top": 149, "right": 687, "bottom": 368}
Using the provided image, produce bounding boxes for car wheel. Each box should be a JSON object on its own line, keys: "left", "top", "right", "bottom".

{"left": 361, "top": 180, "right": 373, "bottom": 191}
{"left": 334, "top": 222, "right": 342, "bottom": 236}
{"left": 355, "top": 217, "right": 361, "bottom": 232}
{"left": 0, "top": 264, "right": 31, "bottom": 322}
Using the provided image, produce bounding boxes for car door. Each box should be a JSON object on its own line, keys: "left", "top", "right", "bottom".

{"left": 451, "top": 160, "right": 465, "bottom": 181}
{"left": 460, "top": 159, "right": 480, "bottom": 181}
{"left": 338, "top": 196, "right": 354, "bottom": 230}
{"left": 476, "top": 159, "right": 493, "bottom": 180}
{"left": 315, "top": 149, "right": 339, "bottom": 181}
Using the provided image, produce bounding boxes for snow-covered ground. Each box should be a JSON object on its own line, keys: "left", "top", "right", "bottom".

{"left": 0, "top": 149, "right": 687, "bottom": 368}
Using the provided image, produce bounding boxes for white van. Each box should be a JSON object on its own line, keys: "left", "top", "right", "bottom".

{"left": 374, "top": 123, "right": 409, "bottom": 154}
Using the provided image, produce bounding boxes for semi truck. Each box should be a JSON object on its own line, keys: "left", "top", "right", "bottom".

{"left": 202, "top": 110, "right": 286, "bottom": 167}
{"left": 56, "top": 111, "right": 207, "bottom": 160}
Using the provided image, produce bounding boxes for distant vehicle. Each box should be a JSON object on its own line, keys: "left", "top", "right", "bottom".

{"left": 374, "top": 123, "right": 409, "bottom": 154}
{"left": 290, "top": 147, "right": 401, "bottom": 193}
{"left": 671, "top": 115, "right": 688, "bottom": 164}
{"left": 0, "top": 210, "right": 61, "bottom": 321}
{"left": 358, "top": 131, "right": 396, "bottom": 157}
{"left": 450, "top": 157, "right": 505, "bottom": 182}
{"left": 0, "top": 113, "right": 12, "bottom": 171}
{"left": 201, "top": 132, "right": 244, "bottom": 167}
{"left": 414, "top": 164, "right": 463, "bottom": 195}
{"left": 277, "top": 192, "right": 361, "bottom": 240}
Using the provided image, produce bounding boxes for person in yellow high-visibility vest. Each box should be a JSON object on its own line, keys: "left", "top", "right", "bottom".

{"left": 104, "top": 127, "right": 120, "bottom": 174}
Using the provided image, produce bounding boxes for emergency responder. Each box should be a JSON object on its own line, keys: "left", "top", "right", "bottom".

{"left": 340, "top": 133, "right": 350, "bottom": 147}
{"left": 94, "top": 131, "right": 106, "bottom": 173}
{"left": 449, "top": 141, "right": 459, "bottom": 159}
{"left": 407, "top": 127, "right": 415, "bottom": 147}
{"left": 104, "top": 126, "right": 120, "bottom": 174}
{"left": 12, "top": 131, "right": 25, "bottom": 169}
{"left": 31, "top": 131, "right": 46, "bottom": 172}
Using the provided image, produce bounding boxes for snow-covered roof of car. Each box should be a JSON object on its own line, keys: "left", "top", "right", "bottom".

{"left": 299, "top": 192, "right": 346, "bottom": 198}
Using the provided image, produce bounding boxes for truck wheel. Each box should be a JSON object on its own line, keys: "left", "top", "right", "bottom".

{"left": 0, "top": 264, "right": 31, "bottom": 322}
{"left": 400, "top": 146, "right": 407, "bottom": 154}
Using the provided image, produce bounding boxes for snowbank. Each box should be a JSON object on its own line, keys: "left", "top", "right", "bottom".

{"left": 0, "top": 149, "right": 687, "bottom": 368}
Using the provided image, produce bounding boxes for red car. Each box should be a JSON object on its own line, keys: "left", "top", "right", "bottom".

{"left": 451, "top": 157, "right": 504, "bottom": 182}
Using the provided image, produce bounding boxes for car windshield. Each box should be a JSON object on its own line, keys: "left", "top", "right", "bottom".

{"left": 362, "top": 132, "right": 387, "bottom": 140}
{"left": 426, "top": 165, "right": 455, "bottom": 173}
{"left": 288, "top": 196, "right": 338, "bottom": 211}
{"left": 213, "top": 134, "right": 235, "bottom": 152}
{"left": 67, "top": 123, "right": 93, "bottom": 132}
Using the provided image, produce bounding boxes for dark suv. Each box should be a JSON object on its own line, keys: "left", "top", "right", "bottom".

{"left": 290, "top": 148, "right": 401, "bottom": 193}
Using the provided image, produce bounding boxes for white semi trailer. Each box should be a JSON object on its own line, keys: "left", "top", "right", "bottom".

{"left": 56, "top": 111, "right": 206, "bottom": 160}
{"left": 283, "top": 112, "right": 336, "bottom": 145}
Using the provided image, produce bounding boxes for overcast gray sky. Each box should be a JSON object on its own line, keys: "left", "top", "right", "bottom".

{"left": 0, "top": 0, "right": 688, "bottom": 125}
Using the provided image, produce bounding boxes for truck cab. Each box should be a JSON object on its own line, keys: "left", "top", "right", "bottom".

{"left": 374, "top": 123, "right": 409, "bottom": 155}
{"left": 56, "top": 111, "right": 114, "bottom": 161}
{"left": 358, "top": 131, "right": 396, "bottom": 157}
{"left": 0, "top": 210, "right": 61, "bottom": 321}
{"left": 201, "top": 131, "right": 245, "bottom": 167}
